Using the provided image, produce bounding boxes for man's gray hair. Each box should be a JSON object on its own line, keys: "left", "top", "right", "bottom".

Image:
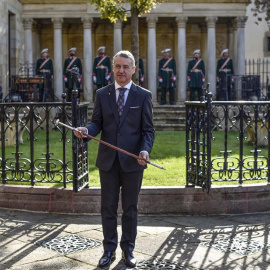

{"left": 113, "top": 50, "right": 135, "bottom": 67}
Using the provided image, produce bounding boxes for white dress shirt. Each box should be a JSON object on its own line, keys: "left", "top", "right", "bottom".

{"left": 115, "top": 81, "right": 133, "bottom": 104}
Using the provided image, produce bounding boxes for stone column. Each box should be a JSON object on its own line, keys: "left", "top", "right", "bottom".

{"left": 233, "top": 18, "right": 238, "bottom": 74}
{"left": 82, "top": 17, "right": 93, "bottom": 103}
{"left": 146, "top": 16, "right": 158, "bottom": 105}
{"left": 236, "top": 16, "right": 247, "bottom": 75}
{"left": 22, "top": 18, "right": 34, "bottom": 74}
{"left": 205, "top": 17, "right": 217, "bottom": 97}
{"left": 62, "top": 24, "right": 68, "bottom": 62}
{"left": 52, "top": 18, "right": 63, "bottom": 100}
{"left": 199, "top": 23, "right": 207, "bottom": 82}
{"left": 176, "top": 16, "right": 188, "bottom": 102}
{"left": 228, "top": 22, "right": 234, "bottom": 61}
{"left": 114, "top": 19, "right": 122, "bottom": 55}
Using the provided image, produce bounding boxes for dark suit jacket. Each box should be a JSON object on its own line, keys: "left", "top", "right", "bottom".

{"left": 86, "top": 82, "right": 155, "bottom": 172}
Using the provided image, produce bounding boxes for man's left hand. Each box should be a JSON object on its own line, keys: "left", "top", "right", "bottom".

{"left": 138, "top": 151, "right": 149, "bottom": 166}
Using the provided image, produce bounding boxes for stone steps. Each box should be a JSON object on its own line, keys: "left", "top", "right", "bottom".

{"left": 153, "top": 104, "right": 186, "bottom": 131}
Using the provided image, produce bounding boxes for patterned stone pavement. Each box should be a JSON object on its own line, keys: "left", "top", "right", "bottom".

{"left": 1, "top": 208, "right": 270, "bottom": 270}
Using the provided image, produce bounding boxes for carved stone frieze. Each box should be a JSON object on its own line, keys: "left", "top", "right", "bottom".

{"left": 186, "top": 34, "right": 202, "bottom": 57}
{"left": 216, "top": 34, "right": 228, "bottom": 56}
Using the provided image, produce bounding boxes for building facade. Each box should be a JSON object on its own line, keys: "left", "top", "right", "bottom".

{"left": 1, "top": 0, "right": 251, "bottom": 103}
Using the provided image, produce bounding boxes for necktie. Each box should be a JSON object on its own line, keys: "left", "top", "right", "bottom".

{"left": 117, "top": 88, "right": 127, "bottom": 118}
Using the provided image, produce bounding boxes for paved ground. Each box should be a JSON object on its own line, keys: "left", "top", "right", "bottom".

{"left": 1, "top": 207, "right": 270, "bottom": 270}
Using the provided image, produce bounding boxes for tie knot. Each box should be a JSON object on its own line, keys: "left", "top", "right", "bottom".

{"left": 119, "top": 87, "right": 127, "bottom": 94}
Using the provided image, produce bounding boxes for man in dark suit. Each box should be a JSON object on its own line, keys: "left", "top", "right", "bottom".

{"left": 74, "top": 50, "right": 155, "bottom": 268}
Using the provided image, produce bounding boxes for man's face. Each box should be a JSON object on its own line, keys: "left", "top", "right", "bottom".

{"left": 194, "top": 53, "right": 199, "bottom": 58}
{"left": 42, "top": 52, "right": 48, "bottom": 58}
{"left": 70, "top": 50, "right": 75, "bottom": 56}
{"left": 163, "top": 52, "right": 169, "bottom": 58}
{"left": 113, "top": 56, "right": 135, "bottom": 86}
{"left": 99, "top": 49, "right": 105, "bottom": 55}
{"left": 223, "top": 52, "right": 228, "bottom": 58}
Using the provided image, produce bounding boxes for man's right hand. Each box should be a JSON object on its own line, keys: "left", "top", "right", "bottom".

{"left": 74, "top": 127, "right": 88, "bottom": 138}
{"left": 64, "top": 77, "right": 68, "bottom": 82}
{"left": 93, "top": 76, "right": 97, "bottom": 83}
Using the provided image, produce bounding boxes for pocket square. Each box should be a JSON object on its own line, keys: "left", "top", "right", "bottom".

{"left": 130, "top": 106, "right": 140, "bottom": 109}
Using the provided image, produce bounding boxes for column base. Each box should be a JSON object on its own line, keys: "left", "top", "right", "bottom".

{"left": 152, "top": 99, "right": 159, "bottom": 106}
{"left": 176, "top": 99, "right": 185, "bottom": 105}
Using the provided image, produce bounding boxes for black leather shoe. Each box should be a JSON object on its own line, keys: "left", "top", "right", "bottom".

{"left": 98, "top": 251, "right": 116, "bottom": 268}
{"left": 122, "top": 251, "right": 137, "bottom": 268}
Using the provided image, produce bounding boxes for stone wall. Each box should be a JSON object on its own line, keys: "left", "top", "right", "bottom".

{"left": 1, "top": 184, "right": 270, "bottom": 215}
{"left": 0, "top": 0, "right": 23, "bottom": 98}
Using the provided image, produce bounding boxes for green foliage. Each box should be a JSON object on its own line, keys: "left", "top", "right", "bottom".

{"left": 251, "top": 0, "right": 270, "bottom": 23}
{"left": 89, "top": 0, "right": 166, "bottom": 23}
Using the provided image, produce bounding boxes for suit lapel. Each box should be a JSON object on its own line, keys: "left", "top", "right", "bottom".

{"left": 108, "top": 85, "right": 119, "bottom": 124}
{"left": 119, "top": 83, "right": 138, "bottom": 126}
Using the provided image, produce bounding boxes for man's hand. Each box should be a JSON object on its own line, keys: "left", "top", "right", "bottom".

{"left": 105, "top": 75, "right": 110, "bottom": 80}
{"left": 64, "top": 77, "right": 68, "bottom": 82}
{"left": 73, "top": 127, "right": 88, "bottom": 138}
{"left": 138, "top": 151, "right": 149, "bottom": 166}
{"left": 93, "top": 76, "right": 97, "bottom": 83}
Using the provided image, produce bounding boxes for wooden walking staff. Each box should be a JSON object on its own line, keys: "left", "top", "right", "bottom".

{"left": 55, "top": 120, "right": 165, "bottom": 170}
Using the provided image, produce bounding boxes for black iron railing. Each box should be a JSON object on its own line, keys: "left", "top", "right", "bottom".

{"left": 245, "top": 58, "right": 270, "bottom": 99}
{"left": 186, "top": 93, "right": 270, "bottom": 192}
{"left": 0, "top": 92, "right": 89, "bottom": 192}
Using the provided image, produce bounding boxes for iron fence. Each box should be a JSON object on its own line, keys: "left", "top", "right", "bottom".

{"left": 186, "top": 93, "right": 270, "bottom": 192}
{"left": 245, "top": 58, "right": 270, "bottom": 99}
{"left": 0, "top": 92, "right": 89, "bottom": 192}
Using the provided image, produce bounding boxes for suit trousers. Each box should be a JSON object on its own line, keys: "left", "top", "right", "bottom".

{"left": 99, "top": 155, "right": 143, "bottom": 253}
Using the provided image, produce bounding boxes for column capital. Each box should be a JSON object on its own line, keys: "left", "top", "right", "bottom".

{"left": 114, "top": 19, "right": 123, "bottom": 29}
{"left": 82, "top": 17, "right": 93, "bottom": 29}
{"left": 236, "top": 16, "right": 248, "bottom": 28}
{"left": 205, "top": 17, "right": 217, "bottom": 28}
{"left": 22, "top": 18, "right": 34, "bottom": 30}
{"left": 146, "top": 16, "right": 158, "bottom": 28}
{"left": 52, "top": 18, "right": 63, "bottom": 29}
{"left": 176, "top": 16, "right": 188, "bottom": 28}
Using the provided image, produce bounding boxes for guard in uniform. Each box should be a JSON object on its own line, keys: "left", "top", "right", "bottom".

{"left": 187, "top": 49, "right": 205, "bottom": 101}
{"left": 139, "top": 58, "right": 144, "bottom": 87}
{"left": 63, "top": 47, "right": 82, "bottom": 101}
{"left": 35, "top": 48, "right": 54, "bottom": 102}
{"left": 158, "top": 48, "right": 177, "bottom": 105}
{"left": 93, "top": 46, "right": 111, "bottom": 98}
{"left": 216, "top": 49, "right": 234, "bottom": 100}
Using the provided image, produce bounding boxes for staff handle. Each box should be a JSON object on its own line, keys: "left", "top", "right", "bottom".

{"left": 55, "top": 120, "right": 165, "bottom": 170}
